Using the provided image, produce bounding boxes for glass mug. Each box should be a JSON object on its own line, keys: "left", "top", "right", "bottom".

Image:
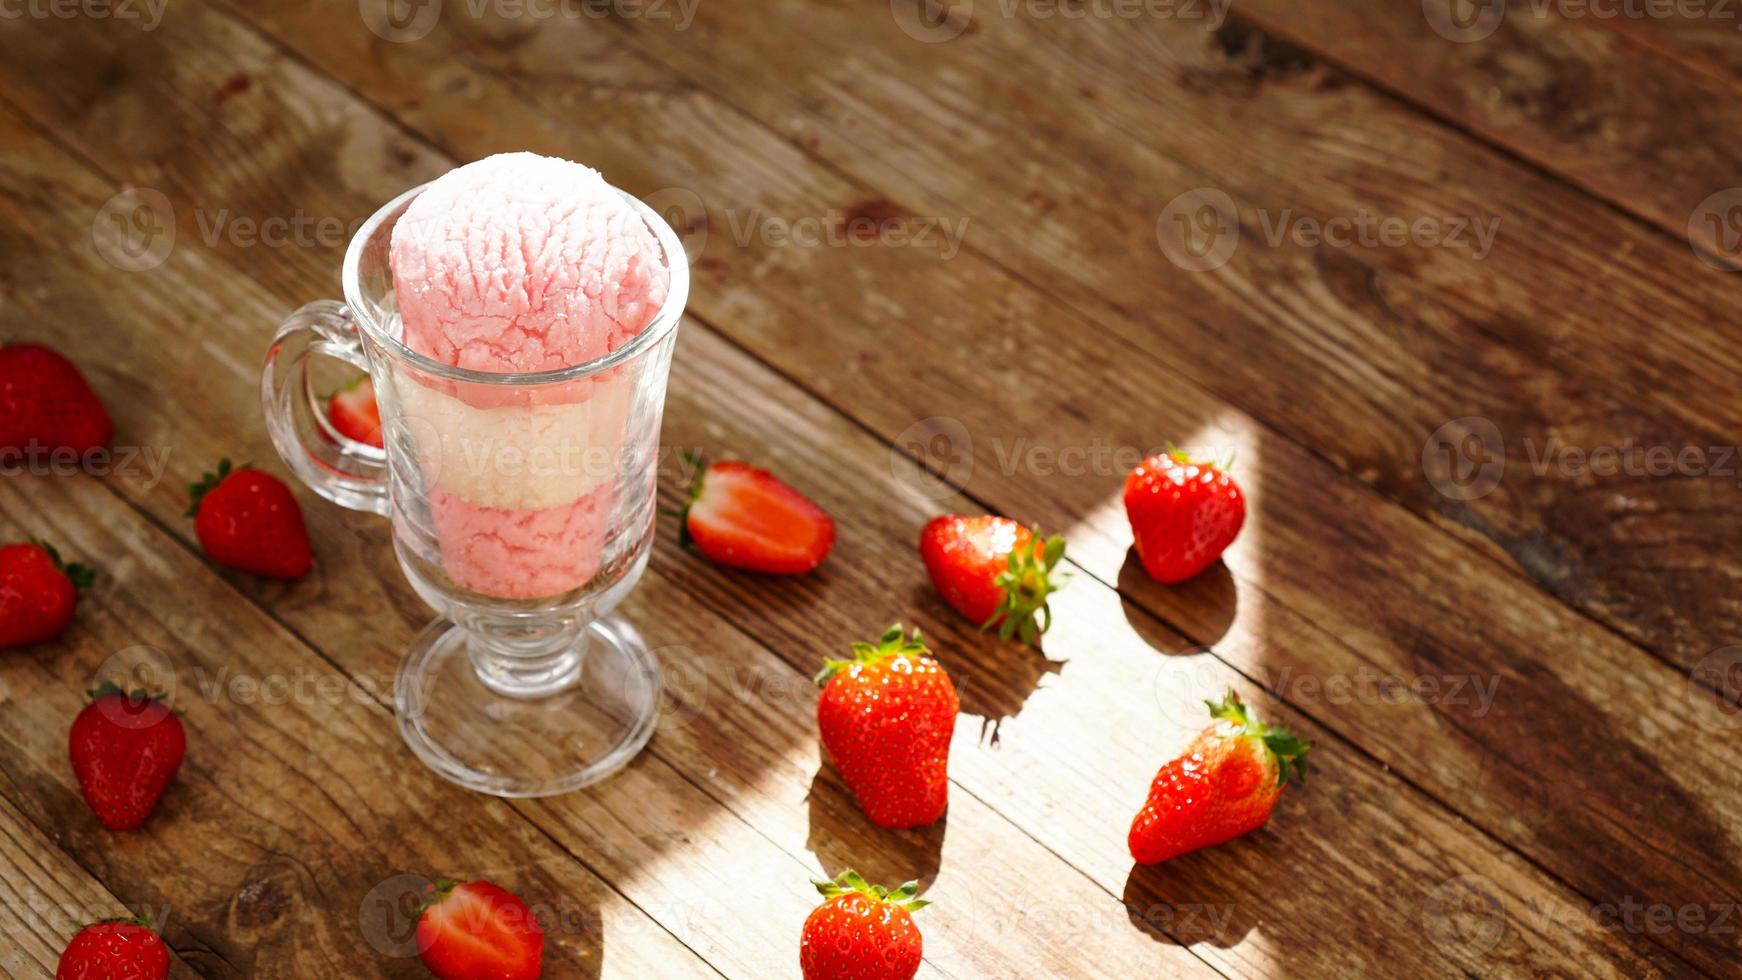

{"left": 261, "top": 182, "right": 689, "bottom": 797}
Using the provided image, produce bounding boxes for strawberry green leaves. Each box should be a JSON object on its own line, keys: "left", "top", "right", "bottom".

{"left": 812, "top": 869, "right": 930, "bottom": 913}
{"left": 985, "top": 528, "right": 1068, "bottom": 644}
{"left": 34, "top": 539, "right": 94, "bottom": 591}
{"left": 814, "top": 624, "right": 930, "bottom": 686}
{"left": 1205, "top": 688, "right": 1312, "bottom": 787}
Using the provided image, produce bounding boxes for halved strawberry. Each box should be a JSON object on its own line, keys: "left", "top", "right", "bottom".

{"left": 676, "top": 458, "right": 835, "bottom": 574}
{"left": 416, "top": 879, "right": 544, "bottom": 980}
{"left": 326, "top": 373, "right": 383, "bottom": 448}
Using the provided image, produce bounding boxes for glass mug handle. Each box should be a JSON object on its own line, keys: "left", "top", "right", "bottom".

{"left": 260, "top": 299, "right": 391, "bottom": 517}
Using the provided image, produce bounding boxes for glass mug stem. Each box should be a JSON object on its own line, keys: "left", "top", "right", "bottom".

{"left": 461, "top": 613, "right": 590, "bottom": 699}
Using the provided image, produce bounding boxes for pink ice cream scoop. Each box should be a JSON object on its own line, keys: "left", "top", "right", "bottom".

{"left": 392, "top": 152, "right": 668, "bottom": 374}
{"left": 388, "top": 153, "right": 670, "bottom": 600}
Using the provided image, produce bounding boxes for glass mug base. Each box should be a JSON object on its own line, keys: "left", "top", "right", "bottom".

{"left": 395, "top": 615, "right": 661, "bottom": 798}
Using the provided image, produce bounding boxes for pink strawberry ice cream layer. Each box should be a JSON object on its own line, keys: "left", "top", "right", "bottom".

{"left": 391, "top": 152, "right": 668, "bottom": 374}
{"left": 427, "top": 485, "right": 608, "bottom": 600}
{"left": 388, "top": 153, "right": 669, "bottom": 599}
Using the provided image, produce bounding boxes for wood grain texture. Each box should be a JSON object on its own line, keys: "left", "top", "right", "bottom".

{"left": 578, "top": 0, "right": 1742, "bottom": 670}
{"left": 0, "top": 2, "right": 1732, "bottom": 977}
{"left": 0, "top": 476, "right": 715, "bottom": 979}
{"left": 94, "top": 2, "right": 1742, "bottom": 973}
{"left": 200, "top": 0, "right": 1742, "bottom": 689}
{"left": 0, "top": 793, "right": 205, "bottom": 978}
{"left": 0, "top": 105, "right": 1675, "bottom": 976}
{"left": 1223, "top": 0, "right": 1742, "bottom": 265}
{"left": 0, "top": 70, "right": 1217, "bottom": 980}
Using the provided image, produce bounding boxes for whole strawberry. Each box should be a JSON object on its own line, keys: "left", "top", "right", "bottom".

{"left": 1129, "top": 689, "right": 1310, "bottom": 865}
{"left": 919, "top": 514, "right": 1067, "bottom": 643}
{"left": 69, "top": 683, "right": 186, "bottom": 832}
{"left": 416, "top": 879, "right": 544, "bottom": 980}
{"left": 56, "top": 917, "right": 169, "bottom": 980}
{"left": 187, "top": 459, "right": 312, "bottom": 580}
{"left": 0, "top": 343, "right": 113, "bottom": 458}
{"left": 0, "top": 541, "right": 93, "bottom": 649}
{"left": 1124, "top": 447, "right": 1245, "bottom": 584}
{"left": 816, "top": 625, "right": 958, "bottom": 829}
{"left": 800, "top": 871, "right": 927, "bottom": 980}
{"left": 327, "top": 373, "right": 384, "bottom": 448}
{"left": 677, "top": 457, "right": 835, "bottom": 574}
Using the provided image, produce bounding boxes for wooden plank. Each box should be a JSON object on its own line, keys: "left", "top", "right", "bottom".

{"left": 1221, "top": 0, "right": 1742, "bottom": 265}
{"left": 0, "top": 9, "right": 1707, "bottom": 980}
{"left": 0, "top": 97, "right": 1218, "bottom": 980}
{"left": 115, "top": 7, "right": 1742, "bottom": 974}
{"left": 0, "top": 793, "right": 207, "bottom": 978}
{"left": 640, "top": 336, "right": 1689, "bottom": 978}
{"left": 1587, "top": 5, "right": 1742, "bottom": 83}
{"left": 0, "top": 122, "right": 912, "bottom": 980}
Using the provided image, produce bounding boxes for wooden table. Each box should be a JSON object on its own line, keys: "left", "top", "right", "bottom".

{"left": 1, "top": 1, "right": 1737, "bottom": 976}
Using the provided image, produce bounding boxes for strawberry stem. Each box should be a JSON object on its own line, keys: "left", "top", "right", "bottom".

{"left": 670, "top": 452, "right": 707, "bottom": 547}
{"left": 185, "top": 458, "right": 239, "bottom": 517}
{"left": 418, "top": 878, "right": 462, "bottom": 915}
{"left": 87, "top": 681, "right": 167, "bottom": 704}
{"left": 812, "top": 869, "right": 930, "bottom": 913}
{"left": 89, "top": 913, "right": 157, "bottom": 932}
{"left": 32, "top": 539, "right": 94, "bottom": 592}
{"left": 983, "top": 527, "right": 1069, "bottom": 645}
{"left": 814, "top": 624, "right": 930, "bottom": 687}
{"left": 1205, "top": 688, "right": 1312, "bottom": 786}
{"left": 1163, "top": 441, "right": 1235, "bottom": 473}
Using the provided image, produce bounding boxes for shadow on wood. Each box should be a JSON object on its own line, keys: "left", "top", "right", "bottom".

{"left": 804, "top": 765, "right": 946, "bottom": 893}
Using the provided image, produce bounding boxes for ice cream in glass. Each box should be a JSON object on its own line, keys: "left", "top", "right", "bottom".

{"left": 262, "top": 152, "right": 688, "bottom": 796}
